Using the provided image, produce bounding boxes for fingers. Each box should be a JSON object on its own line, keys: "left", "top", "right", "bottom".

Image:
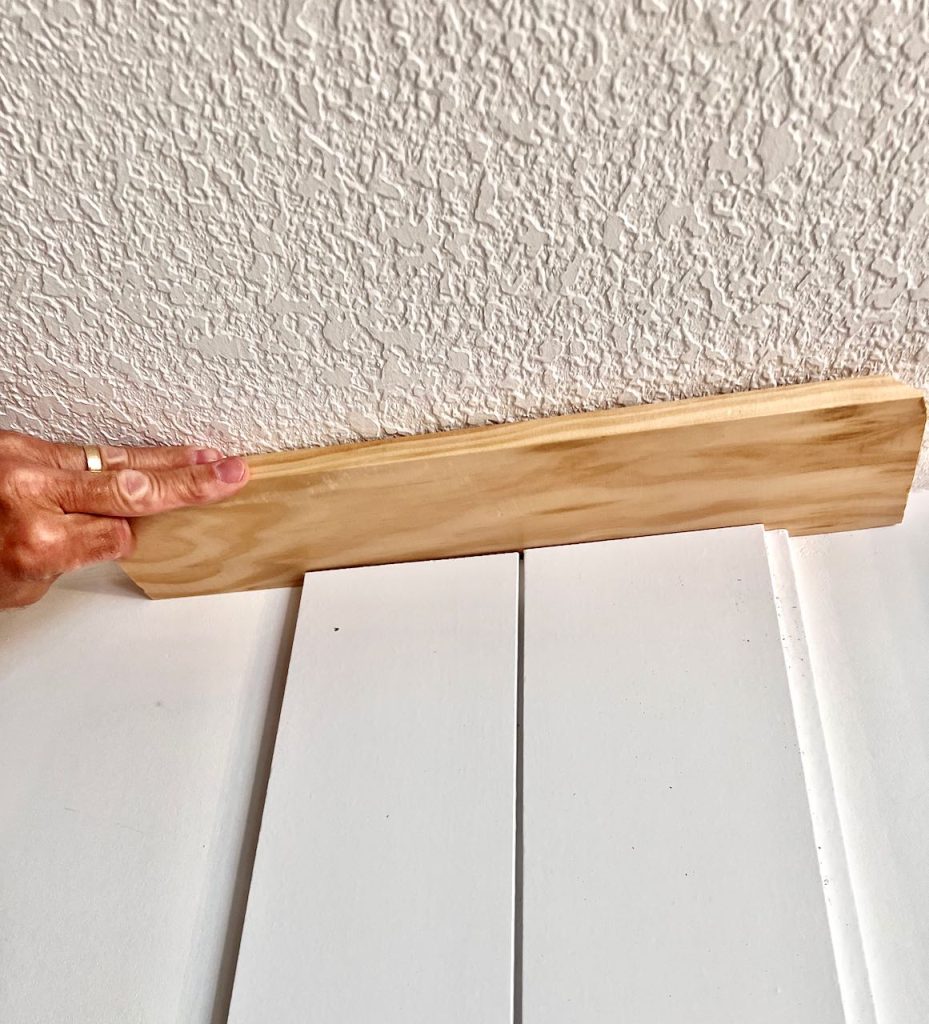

{"left": 93, "top": 444, "right": 224, "bottom": 471}
{"left": 0, "top": 430, "right": 227, "bottom": 611}
{"left": 28, "top": 437, "right": 224, "bottom": 473}
{"left": 1, "top": 515, "right": 132, "bottom": 583}
{"left": 62, "top": 515, "right": 136, "bottom": 571}
{"left": 0, "top": 429, "right": 55, "bottom": 466}
{"left": 0, "top": 577, "right": 54, "bottom": 609}
{"left": 46, "top": 457, "right": 250, "bottom": 517}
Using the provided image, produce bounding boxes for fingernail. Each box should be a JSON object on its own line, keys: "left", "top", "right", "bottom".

{"left": 194, "top": 447, "right": 223, "bottom": 464}
{"left": 215, "top": 456, "right": 247, "bottom": 484}
{"left": 121, "top": 469, "right": 149, "bottom": 496}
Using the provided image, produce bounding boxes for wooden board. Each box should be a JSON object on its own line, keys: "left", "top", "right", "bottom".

{"left": 227, "top": 555, "right": 519, "bottom": 1024}
{"left": 520, "top": 527, "right": 845, "bottom": 1022}
{"left": 121, "top": 376, "right": 925, "bottom": 598}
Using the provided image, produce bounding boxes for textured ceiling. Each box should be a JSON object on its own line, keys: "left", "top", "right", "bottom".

{"left": 1, "top": 0, "right": 928, "bottom": 484}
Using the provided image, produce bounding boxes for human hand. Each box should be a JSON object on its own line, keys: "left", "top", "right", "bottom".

{"left": 0, "top": 431, "right": 249, "bottom": 609}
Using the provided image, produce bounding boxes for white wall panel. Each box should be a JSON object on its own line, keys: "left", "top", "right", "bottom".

{"left": 789, "top": 491, "right": 929, "bottom": 1024}
{"left": 0, "top": 565, "right": 298, "bottom": 1024}
{"left": 521, "top": 526, "right": 844, "bottom": 1023}
{"left": 228, "top": 555, "right": 519, "bottom": 1024}
{"left": 765, "top": 531, "right": 876, "bottom": 1024}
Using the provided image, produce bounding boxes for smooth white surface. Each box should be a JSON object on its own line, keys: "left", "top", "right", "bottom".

{"left": 7, "top": 506, "right": 929, "bottom": 1024}
{"left": 790, "top": 491, "right": 929, "bottom": 1024}
{"left": 228, "top": 555, "right": 519, "bottom": 1024}
{"left": 522, "top": 526, "right": 844, "bottom": 1023}
{"left": 0, "top": 564, "right": 297, "bottom": 1024}
{"left": 3, "top": 3, "right": 928, "bottom": 485}
{"left": 766, "top": 531, "right": 876, "bottom": 1024}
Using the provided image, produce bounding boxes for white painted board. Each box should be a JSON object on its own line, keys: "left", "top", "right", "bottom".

{"left": 522, "top": 526, "right": 844, "bottom": 1023}
{"left": 765, "top": 532, "right": 875, "bottom": 1024}
{"left": 227, "top": 555, "right": 519, "bottom": 1024}
{"left": 0, "top": 563, "right": 298, "bottom": 1024}
{"left": 790, "top": 490, "right": 929, "bottom": 1024}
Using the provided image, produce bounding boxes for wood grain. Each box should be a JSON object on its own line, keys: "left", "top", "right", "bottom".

{"left": 121, "top": 377, "right": 926, "bottom": 598}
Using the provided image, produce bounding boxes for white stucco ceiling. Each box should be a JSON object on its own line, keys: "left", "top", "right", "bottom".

{"left": 1, "top": 0, "right": 927, "bottom": 483}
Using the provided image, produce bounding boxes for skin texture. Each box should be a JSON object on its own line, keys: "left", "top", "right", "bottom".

{"left": 0, "top": 430, "right": 250, "bottom": 609}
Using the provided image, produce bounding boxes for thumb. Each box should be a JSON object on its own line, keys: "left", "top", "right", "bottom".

{"left": 48, "top": 456, "right": 249, "bottom": 517}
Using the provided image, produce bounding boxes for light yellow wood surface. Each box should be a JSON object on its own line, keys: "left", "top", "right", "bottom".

{"left": 121, "top": 377, "right": 926, "bottom": 599}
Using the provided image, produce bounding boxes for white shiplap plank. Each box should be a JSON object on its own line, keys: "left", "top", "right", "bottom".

{"left": 522, "top": 526, "right": 844, "bottom": 1023}
{"left": 0, "top": 564, "right": 298, "bottom": 1024}
{"left": 765, "top": 531, "right": 876, "bottom": 1024}
{"left": 228, "top": 555, "right": 519, "bottom": 1024}
{"left": 790, "top": 490, "right": 929, "bottom": 1024}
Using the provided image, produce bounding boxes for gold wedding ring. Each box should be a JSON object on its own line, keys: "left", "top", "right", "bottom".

{"left": 83, "top": 444, "right": 104, "bottom": 473}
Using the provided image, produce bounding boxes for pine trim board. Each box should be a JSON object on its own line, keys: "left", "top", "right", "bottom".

{"left": 121, "top": 376, "right": 925, "bottom": 598}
